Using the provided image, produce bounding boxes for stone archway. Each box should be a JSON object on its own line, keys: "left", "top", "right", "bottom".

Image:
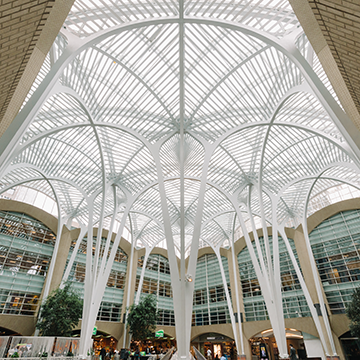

{"left": 191, "top": 333, "right": 236, "bottom": 360}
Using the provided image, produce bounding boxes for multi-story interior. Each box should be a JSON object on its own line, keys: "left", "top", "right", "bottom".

{"left": 1, "top": 1, "right": 360, "bottom": 360}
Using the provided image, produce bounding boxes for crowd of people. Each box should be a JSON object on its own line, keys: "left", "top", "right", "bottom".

{"left": 204, "top": 347, "right": 230, "bottom": 360}
{"left": 8, "top": 346, "right": 24, "bottom": 358}
{"left": 98, "top": 345, "right": 172, "bottom": 360}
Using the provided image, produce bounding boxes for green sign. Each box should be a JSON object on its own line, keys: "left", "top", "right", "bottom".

{"left": 93, "top": 326, "right": 97, "bottom": 335}
{"left": 155, "top": 330, "right": 164, "bottom": 338}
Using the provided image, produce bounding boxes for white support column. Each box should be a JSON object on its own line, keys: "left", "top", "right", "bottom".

{"left": 80, "top": 204, "right": 95, "bottom": 356}
{"left": 229, "top": 221, "right": 245, "bottom": 355}
{"left": 93, "top": 198, "right": 105, "bottom": 282}
{"left": 246, "top": 195, "right": 288, "bottom": 355}
{"left": 257, "top": 189, "right": 274, "bottom": 291}
{"left": 122, "top": 218, "right": 137, "bottom": 348}
{"left": 134, "top": 246, "right": 151, "bottom": 305}
{"left": 62, "top": 223, "right": 87, "bottom": 285}
{"left": 148, "top": 38, "right": 216, "bottom": 359}
{"left": 214, "top": 248, "right": 239, "bottom": 356}
{"left": 179, "top": 1, "right": 187, "bottom": 359}
{"left": 302, "top": 178, "right": 337, "bottom": 357}
{"left": 269, "top": 200, "right": 287, "bottom": 358}
{"left": 301, "top": 220, "right": 336, "bottom": 356}
{"left": 278, "top": 227, "right": 330, "bottom": 355}
{"left": 246, "top": 196, "right": 269, "bottom": 286}
{"left": 185, "top": 148, "right": 216, "bottom": 355}
{"left": 98, "top": 185, "right": 119, "bottom": 278}
{"left": 152, "top": 144, "right": 184, "bottom": 358}
{"left": 152, "top": 139, "right": 215, "bottom": 359}
{"left": 41, "top": 214, "right": 65, "bottom": 301}
{"left": 81, "top": 201, "right": 132, "bottom": 356}
{"left": 234, "top": 204, "right": 288, "bottom": 359}
{"left": 92, "top": 122, "right": 108, "bottom": 290}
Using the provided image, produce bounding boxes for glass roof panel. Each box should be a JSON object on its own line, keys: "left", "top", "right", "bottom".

{"left": 1, "top": 0, "right": 359, "bottom": 253}
{"left": 184, "top": 0, "right": 298, "bottom": 37}
{"left": 65, "top": 0, "right": 179, "bottom": 37}
{"left": 21, "top": 93, "right": 91, "bottom": 145}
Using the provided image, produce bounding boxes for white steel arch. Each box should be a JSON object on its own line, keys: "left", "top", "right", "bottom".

{"left": 2, "top": 3, "right": 360, "bottom": 359}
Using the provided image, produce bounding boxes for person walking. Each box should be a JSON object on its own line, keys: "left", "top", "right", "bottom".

{"left": 134, "top": 348, "right": 140, "bottom": 360}
{"left": 100, "top": 347, "right": 106, "bottom": 360}
{"left": 289, "top": 344, "right": 297, "bottom": 360}
{"left": 207, "top": 348, "right": 212, "bottom": 360}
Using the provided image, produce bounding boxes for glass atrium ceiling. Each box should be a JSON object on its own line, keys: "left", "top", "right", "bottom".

{"left": 1, "top": 0, "right": 360, "bottom": 254}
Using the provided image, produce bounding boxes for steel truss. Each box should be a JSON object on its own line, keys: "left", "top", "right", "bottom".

{"left": 2, "top": 3, "right": 360, "bottom": 359}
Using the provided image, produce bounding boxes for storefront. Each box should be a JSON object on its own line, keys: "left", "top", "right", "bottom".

{"left": 191, "top": 333, "right": 236, "bottom": 360}
{"left": 71, "top": 329, "right": 117, "bottom": 355}
{"left": 249, "top": 328, "right": 307, "bottom": 360}
{"left": 130, "top": 333, "right": 176, "bottom": 354}
{"left": 93, "top": 334, "right": 117, "bottom": 355}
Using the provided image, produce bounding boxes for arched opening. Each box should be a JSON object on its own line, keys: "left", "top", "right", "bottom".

{"left": 249, "top": 328, "right": 313, "bottom": 360}
{"left": 0, "top": 327, "right": 21, "bottom": 336}
{"left": 191, "top": 333, "right": 236, "bottom": 360}
{"left": 130, "top": 332, "right": 176, "bottom": 355}
{"left": 71, "top": 329, "right": 118, "bottom": 355}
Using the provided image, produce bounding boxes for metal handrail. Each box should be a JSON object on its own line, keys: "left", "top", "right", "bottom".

{"left": 192, "top": 347, "right": 206, "bottom": 360}
{"left": 160, "top": 347, "right": 174, "bottom": 360}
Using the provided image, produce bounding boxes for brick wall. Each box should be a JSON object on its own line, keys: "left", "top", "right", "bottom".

{"left": 0, "top": 0, "right": 55, "bottom": 124}
{"left": 309, "top": 0, "right": 360, "bottom": 115}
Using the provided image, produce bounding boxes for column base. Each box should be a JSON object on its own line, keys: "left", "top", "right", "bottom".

{"left": 326, "top": 356, "right": 340, "bottom": 360}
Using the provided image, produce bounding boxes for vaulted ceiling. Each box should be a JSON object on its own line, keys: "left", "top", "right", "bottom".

{"left": 1, "top": 0, "right": 360, "bottom": 253}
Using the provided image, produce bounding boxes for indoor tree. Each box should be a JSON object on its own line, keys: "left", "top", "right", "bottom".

{"left": 36, "top": 282, "right": 83, "bottom": 336}
{"left": 127, "top": 294, "right": 158, "bottom": 341}
{"left": 346, "top": 287, "right": 360, "bottom": 338}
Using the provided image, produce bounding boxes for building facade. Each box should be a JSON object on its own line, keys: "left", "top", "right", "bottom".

{"left": 1, "top": 198, "right": 359, "bottom": 359}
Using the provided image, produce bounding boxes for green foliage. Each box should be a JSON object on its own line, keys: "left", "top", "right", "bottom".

{"left": 11, "top": 353, "right": 19, "bottom": 358}
{"left": 127, "top": 294, "right": 158, "bottom": 340}
{"left": 346, "top": 287, "right": 360, "bottom": 337}
{"left": 36, "top": 282, "right": 83, "bottom": 337}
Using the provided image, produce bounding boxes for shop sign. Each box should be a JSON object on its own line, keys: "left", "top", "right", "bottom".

{"left": 155, "top": 330, "right": 164, "bottom": 338}
{"left": 93, "top": 326, "right": 97, "bottom": 335}
{"left": 207, "top": 337, "right": 224, "bottom": 340}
